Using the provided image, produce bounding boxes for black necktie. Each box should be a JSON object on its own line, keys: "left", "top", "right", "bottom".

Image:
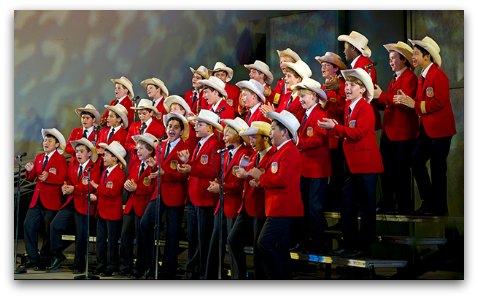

{"left": 164, "top": 142, "right": 171, "bottom": 159}
{"left": 42, "top": 155, "right": 49, "bottom": 171}
{"left": 113, "top": 99, "right": 118, "bottom": 105}
{"left": 286, "top": 95, "right": 293, "bottom": 109}
{"left": 301, "top": 113, "right": 308, "bottom": 127}
{"left": 140, "top": 122, "right": 147, "bottom": 134}
{"left": 194, "top": 142, "right": 202, "bottom": 159}
{"left": 192, "top": 90, "right": 199, "bottom": 107}
{"left": 245, "top": 112, "right": 252, "bottom": 123}
{"left": 255, "top": 154, "right": 260, "bottom": 166}
{"left": 77, "top": 165, "right": 83, "bottom": 180}
{"left": 103, "top": 169, "right": 109, "bottom": 182}
{"left": 421, "top": 75, "right": 425, "bottom": 84}
{"left": 107, "top": 128, "right": 115, "bottom": 142}
{"left": 393, "top": 73, "right": 397, "bottom": 83}
{"left": 83, "top": 129, "right": 88, "bottom": 138}
{"left": 347, "top": 107, "right": 352, "bottom": 123}
{"left": 226, "top": 151, "right": 233, "bottom": 169}
{"left": 138, "top": 162, "right": 145, "bottom": 178}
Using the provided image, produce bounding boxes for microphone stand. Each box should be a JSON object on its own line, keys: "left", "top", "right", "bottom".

{"left": 14, "top": 155, "right": 23, "bottom": 271}
{"left": 218, "top": 151, "right": 225, "bottom": 280}
{"left": 154, "top": 143, "right": 163, "bottom": 280}
{"left": 75, "top": 167, "right": 99, "bottom": 279}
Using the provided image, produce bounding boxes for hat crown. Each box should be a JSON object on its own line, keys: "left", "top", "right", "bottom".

{"left": 278, "top": 110, "right": 300, "bottom": 132}
{"left": 252, "top": 60, "right": 270, "bottom": 71}
{"left": 213, "top": 62, "right": 228, "bottom": 71}
{"left": 396, "top": 41, "right": 413, "bottom": 53}
{"left": 283, "top": 60, "right": 312, "bottom": 79}
{"left": 208, "top": 76, "right": 226, "bottom": 89}
{"left": 83, "top": 104, "right": 97, "bottom": 110}
{"left": 422, "top": 36, "right": 440, "bottom": 53}
{"left": 249, "top": 79, "right": 265, "bottom": 94}
{"left": 113, "top": 103, "right": 128, "bottom": 114}
{"left": 350, "top": 31, "right": 369, "bottom": 48}
{"left": 136, "top": 98, "right": 154, "bottom": 108}
{"left": 108, "top": 141, "right": 127, "bottom": 158}
{"left": 197, "top": 109, "right": 220, "bottom": 125}
{"left": 251, "top": 121, "right": 271, "bottom": 136}
{"left": 277, "top": 48, "right": 301, "bottom": 62}
{"left": 197, "top": 65, "right": 209, "bottom": 75}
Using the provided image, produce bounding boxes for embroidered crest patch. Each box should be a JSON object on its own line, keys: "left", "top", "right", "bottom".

{"left": 426, "top": 87, "right": 434, "bottom": 98}
{"left": 200, "top": 154, "right": 209, "bottom": 165}
{"left": 271, "top": 162, "right": 278, "bottom": 174}
{"left": 307, "top": 127, "right": 314, "bottom": 137}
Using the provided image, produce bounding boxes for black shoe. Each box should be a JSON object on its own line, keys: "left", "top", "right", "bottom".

{"left": 112, "top": 270, "right": 132, "bottom": 278}
{"left": 73, "top": 268, "right": 85, "bottom": 274}
{"left": 99, "top": 271, "right": 112, "bottom": 277}
{"left": 47, "top": 254, "right": 66, "bottom": 272}
{"left": 139, "top": 269, "right": 153, "bottom": 280}
{"left": 16, "top": 261, "right": 40, "bottom": 273}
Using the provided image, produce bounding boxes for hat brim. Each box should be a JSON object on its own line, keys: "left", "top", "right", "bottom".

{"left": 190, "top": 67, "right": 210, "bottom": 79}
{"left": 338, "top": 35, "right": 372, "bottom": 58}
{"left": 41, "top": 128, "right": 66, "bottom": 153}
{"left": 75, "top": 108, "right": 101, "bottom": 125}
{"left": 163, "top": 113, "right": 190, "bottom": 140}
{"left": 104, "top": 105, "right": 129, "bottom": 128}
{"left": 198, "top": 79, "right": 228, "bottom": 98}
{"left": 164, "top": 96, "right": 192, "bottom": 114}
{"left": 140, "top": 78, "right": 169, "bottom": 97}
{"left": 244, "top": 64, "right": 274, "bottom": 85}
{"left": 383, "top": 44, "right": 414, "bottom": 67}
{"left": 209, "top": 67, "right": 233, "bottom": 82}
{"left": 291, "top": 82, "right": 327, "bottom": 101}
{"left": 70, "top": 138, "right": 98, "bottom": 163}
{"left": 196, "top": 116, "right": 223, "bottom": 132}
{"left": 236, "top": 81, "right": 266, "bottom": 102}
{"left": 314, "top": 55, "right": 347, "bottom": 70}
{"left": 408, "top": 39, "right": 442, "bottom": 67}
{"left": 131, "top": 133, "right": 158, "bottom": 149}
{"left": 99, "top": 143, "right": 127, "bottom": 168}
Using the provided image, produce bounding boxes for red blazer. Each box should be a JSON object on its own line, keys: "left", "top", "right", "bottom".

{"left": 185, "top": 123, "right": 200, "bottom": 152}
{"left": 271, "top": 78, "right": 286, "bottom": 106}
{"left": 334, "top": 98, "right": 383, "bottom": 174}
{"left": 185, "top": 89, "right": 208, "bottom": 115}
{"left": 211, "top": 99, "right": 235, "bottom": 121}
{"left": 322, "top": 81, "right": 346, "bottom": 149}
{"left": 297, "top": 105, "right": 332, "bottom": 178}
{"left": 243, "top": 105, "right": 271, "bottom": 126}
{"left": 277, "top": 93, "right": 305, "bottom": 122}
{"left": 26, "top": 151, "right": 67, "bottom": 210}
{"left": 353, "top": 55, "right": 381, "bottom": 130}
{"left": 259, "top": 141, "right": 304, "bottom": 217}
{"left": 124, "top": 161, "right": 156, "bottom": 216}
{"left": 97, "top": 126, "right": 128, "bottom": 148}
{"left": 239, "top": 147, "right": 276, "bottom": 217}
{"left": 101, "top": 97, "right": 133, "bottom": 129}
{"left": 62, "top": 159, "right": 101, "bottom": 215}
{"left": 125, "top": 119, "right": 165, "bottom": 169}
{"left": 96, "top": 165, "right": 126, "bottom": 220}
{"left": 159, "top": 140, "right": 190, "bottom": 207}
{"left": 214, "top": 145, "right": 251, "bottom": 218}
{"left": 414, "top": 63, "right": 456, "bottom": 138}
{"left": 65, "top": 127, "right": 100, "bottom": 157}
{"left": 376, "top": 68, "right": 419, "bottom": 141}
{"left": 188, "top": 136, "right": 222, "bottom": 207}
{"left": 224, "top": 83, "right": 241, "bottom": 116}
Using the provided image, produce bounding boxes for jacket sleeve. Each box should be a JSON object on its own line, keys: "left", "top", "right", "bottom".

{"left": 415, "top": 70, "right": 449, "bottom": 115}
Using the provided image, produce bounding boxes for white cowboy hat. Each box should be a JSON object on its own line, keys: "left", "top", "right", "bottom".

{"left": 222, "top": 117, "right": 250, "bottom": 145}
{"left": 104, "top": 103, "right": 129, "bottom": 128}
{"left": 383, "top": 41, "right": 414, "bottom": 66}
{"left": 276, "top": 48, "right": 301, "bottom": 62}
{"left": 341, "top": 68, "right": 374, "bottom": 103}
{"left": 408, "top": 36, "right": 442, "bottom": 67}
{"left": 236, "top": 79, "right": 265, "bottom": 102}
{"left": 98, "top": 141, "right": 127, "bottom": 168}
{"left": 240, "top": 121, "right": 271, "bottom": 137}
{"left": 70, "top": 137, "right": 98, "bottom": 162}
{"left": 198, "top": 76, "right": 228, "bottom": 98}
{"left": 314, "top": 52, "right": 347, "bottom": 70}
{"left": 209, "top": 62, "right": 234, "bottom": 82}
{"left": 131, "top": 132, "right": 158, "bottom": 149}
{"left": 338, "top": 31, "right": 372, "bottom": 58}
{"left": 291, "top": 77, "right": 327, "bottom": 101}
{"left": 164, "top": 95, "right": 192, "bottom": 114}
{"left": 42, "top": 128, "right": 66, "bottom": 154}
{"left": 111, "top": 76, "right": 134, "bottom": 98}
{"left": 140, "top": 77, "right": 169, "bottom": 97}
{"left": 190, "top": 65, "right": 210, "bottom": 79}
{"left": 282, "top": 60, "right": 312, "bottom": 79}
{"left": 266, "top": 110, "right": 300, "bottom": 144}
{"left": 131, "top": 98, "right": 159, "bottom": 114}
{"left": 75, "top": 104, "right": 101, "bottom": 125}
{"left": 244, "top": 60, "right": 274, "bottom": 85}
{"left": 163, "top": 112, "right": 190, "bottom": 140}
{"left": 195, "top": 109, "right": 223, "bottom": 131}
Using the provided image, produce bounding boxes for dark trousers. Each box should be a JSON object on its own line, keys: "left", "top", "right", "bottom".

{"left": 74, "top": 212, "right": 92, "bottom": 270}
{"left": 23, "top": 202, "right": 57, "bottom": 266}
{"left": 380, "top": 131, "right": 415, "bottom": 212}
{"left": 412, "top": 125, "right": 452, "bottom": 214}
{"left": 186, "top": 205, "right": 214, "bottom": 279}
{"left": 326, "top": 141, "right": 345, "bottom": 211}
{"left": 205, "top": 214, "right": 235, "bottom": 279}
{"left": 119, "top": 211, "right": 142, "bottom": 273}
{"left": 227, "top": 208, "right": 265, "bottom": 279}
{"left": 160, "top": 204, "right": 184, "bottom": 276}
{"left": 96, "top": 217, "right": 121, "bottom": 273}
{"left": 341, "top": 172, "right": 378, "bottom": 251}
{"left": 50, "top": 202, "right": 75, "bottom": 258}
{"left": 257, "top": 216, "right": 294, "bottom": 279}
{"left": 299, "top": 176, "right": 328, "bottom": 251}
{"left": 139, "top": 199, "right": 165, "bottom": 275}
{"left": 184, "top": 202, "right": 199, "bottom": 278}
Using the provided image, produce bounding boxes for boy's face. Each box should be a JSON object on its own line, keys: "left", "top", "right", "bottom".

{"left": 43, "top": 136, "right": 59, "bottom": 154}
{"left": 203, "top": 88, "right": 220, "bottom": 105}
{"left": 114, "top": 83, "right": 129, "bottom": 99}
{"left": 107, "top": 111, "right": 122, "bottom": 127}
{"left": 321, "top": 62, "right": 338, "bottom": 79}
{"left": 146, "top": 84, "right": 161, "bottom": 99}
{"left": 389, "top": 51, "right": 405, "bottom": 73}
{"left": 279, "top": 56, "right": 294, "bottom": 74}
{"left": 81, "top": 114, "right": 95, "bottom": 129}
{"left": 136, "top": 143, "right": 151, "bottom": 162}
{"left": 284, "top": 71, "right": 301, "bottom": 86}
{"left": 192, "top": 73, "right": 203, "bottom": 89}
{"left": 249, "top": 134, "right": 266, "bottom": 152}
{"left": 344, "top": 80, "right": 366, "bottom": 101}
{"left": 298, "top": 90, "right": 316, "bottom": 110}
{"left": 222, "top": 129, "right": 239, "bottom": 147}
{"left": 169, "top": 103, "right": 186, "bottom": 116}
{"left": 412, "top": 46, "right": 427, "bottom": 68}
{"left": 343, "top": 42, "right": 356, "bottom": 62}
{"left": 166, "top": 119, "right": 184, "bottom": 142}
{"left": 138, "top": 109, "right": 153, "bottom": 123}
{"left": 241, "top": 89, "right": 259, "bottom": 108}
{"left": 103, "top": 150, "right": 117, "bottom": 167}
{"left": 194, "top": 121, "right": 211, "bottom": 138}
{"left": 213, "top": 71, "right": 228, "bottom": 83}
{"left": 248, "top": 69, "right": 264, "bottom": 82}
{"left": 75, "top": 144, "right": 92, "bottom": 164}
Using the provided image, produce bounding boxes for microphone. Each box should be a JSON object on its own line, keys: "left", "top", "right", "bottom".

{"left": 214, "top": 107, "right": 225, "bottom": 116}
{"left": 84, "top": 163, "right": 94, "bottom": 173}
{"left": 215, "top": 144, "right": 234, "bottom": 154}
{"left": 133, "top": 96, "right": 140, "bottom": 102}
{"left": 16, "top": 152, "right": 27, "bottom": 159}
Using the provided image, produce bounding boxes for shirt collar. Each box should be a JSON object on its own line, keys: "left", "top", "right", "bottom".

{"left": 395, "top": 66, "right": 407, "bottom": 78}
{"left": 349, "top": 98, "right": 360, "bottom": 113}
{"left": 421, "top": 63, "right": 434, "bottom": 78}
{"left": 106, "top": 163, "right": 118, "bottom": 173}
{"left": 199, "top": 134, "right": 213, "bottom": 146}
{"left": 306, "top": 103, "right": 318, "bottom": 117}
{"left": 212, "top": 98, "right": 223, "bottom": 112}
{"left": 167, "top": 137, "right": 181, "bottom": 152}
{"left": 350, "top": 55, "right": 361, "bottom": 68}
{"left": 249, "top": 102, "right": 262, "bottom": 115}
{"left": 117, "top": 95, "right": 127, "bottom": 103}
{"left": 276, "top": 139, "right": 291, "bottom": 151}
